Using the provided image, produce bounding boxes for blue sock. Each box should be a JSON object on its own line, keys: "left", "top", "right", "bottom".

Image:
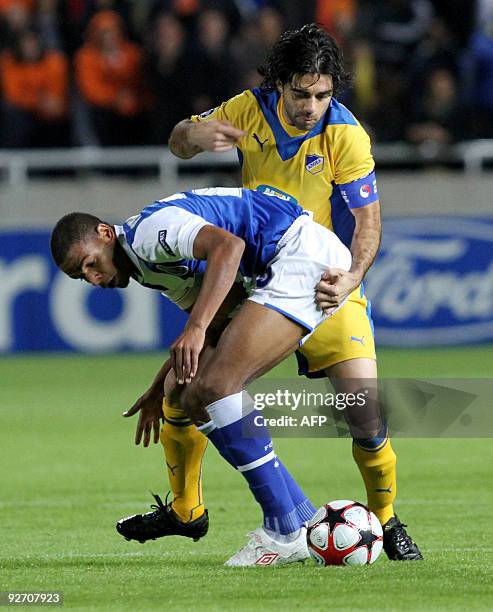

{"left": 204, "top": 391, "right": 306, "bottom": 536}
{"left": 277, "top": 460, "right": 316, "bottom": 523}
{"left": 196, "top": 421, "right": 235, "bottom": 467}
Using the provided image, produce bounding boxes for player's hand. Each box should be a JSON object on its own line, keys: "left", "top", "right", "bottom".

{"left": 170, "top": 323, "right": 206, "bottom": 384}
{"left": 123, "top": 387, "right": 163, "bottom": 447}
{"left": 316, "top": 268, "right": 360, "bottom": 314}
{"left": 188, "top": 120, "right": 246, "bottom": 152}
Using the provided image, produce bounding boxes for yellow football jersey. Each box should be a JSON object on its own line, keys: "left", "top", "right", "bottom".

{"left": 192, "top": 88, "right": 377, "bottom": 246}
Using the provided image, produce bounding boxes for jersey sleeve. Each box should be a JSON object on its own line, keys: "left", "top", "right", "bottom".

{"left": 331, "top": 122, "right": 379, "bottom": 208}
{"left": 132, "top": 206, "right": 210, "bottom": 262}
{"left": 190, "top": 90, "right": 252, "bottom": 132}
{"left": 332, "top": 122, "right": 375, "bottom": 185}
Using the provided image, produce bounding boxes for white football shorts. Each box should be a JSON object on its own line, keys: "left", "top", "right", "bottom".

{"left": 248, "top": 214, "right": 352, "bottom": 343}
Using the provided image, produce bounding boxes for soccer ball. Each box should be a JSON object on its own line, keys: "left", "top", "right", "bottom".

{"left": 306, "top": 500, "right": 383, "bottom": 566}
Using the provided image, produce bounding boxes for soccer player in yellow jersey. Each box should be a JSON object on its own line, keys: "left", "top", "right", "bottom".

{"left": 121, "top": 24, "right": 422, "bottom": 560}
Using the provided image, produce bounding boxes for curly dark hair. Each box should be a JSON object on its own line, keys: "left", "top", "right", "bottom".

{"left": 50, "top": 212, "right": 103, "bottom": 268}
{"left": 258, "top": 23, "right": 351, "bottom": 94}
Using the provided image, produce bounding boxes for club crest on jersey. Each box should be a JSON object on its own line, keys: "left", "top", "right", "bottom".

{"left": 305, "top": 154, "right": 324, "bottom": 175}
{"left": 158, "top": 230, "right": 174, "bottom": 256}
{"left": 198, "top": 107, "right": 216, "bottom": 119}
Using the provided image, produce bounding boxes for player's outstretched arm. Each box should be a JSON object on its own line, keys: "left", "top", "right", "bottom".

{"left": 316, "top": 200, "right": 381, "bottom": 313}
{"left": 170, "top": 226, "right": 245, "bottom": 385}
{"left": 169, "top": 119, "right": 246, "bottom": 159}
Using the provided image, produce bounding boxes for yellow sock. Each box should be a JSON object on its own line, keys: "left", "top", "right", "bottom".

{"left": 352, "top": 437, "right": 397, "bottom": 526}
{"left": 161, "top": 400, "right": 208, "bottom": 522}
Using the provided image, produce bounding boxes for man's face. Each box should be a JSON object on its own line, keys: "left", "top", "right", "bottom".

{"left": 278, "top": 74, "right": 333, "bottom": 131}
{"left": 61, "top": 224, "right": 131, "bottom": 289}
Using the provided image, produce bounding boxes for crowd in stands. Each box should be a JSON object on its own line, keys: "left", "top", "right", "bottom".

{"left": 0, "top": 0, "right": 490, "bottom": 149}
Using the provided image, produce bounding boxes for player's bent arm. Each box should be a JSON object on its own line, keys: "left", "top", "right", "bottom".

{"left": 170, "top": 226, "right": 245, "bottom": 383}
{"left": 187, "top": 226, "right": 245, "bottom": 332}
{"left": 316, "top": 200, "right": 381, "bottom": 311}
{"left": 169, "top": 118, "right": 246, "bottom": 159}
{"left": 168, "top": 119, "right": 203, "bottom": 159}
{"left": 349, "top": 199, "right": 381, "bottom": 283}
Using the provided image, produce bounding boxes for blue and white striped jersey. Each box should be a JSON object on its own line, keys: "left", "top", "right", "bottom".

{"left": 115, "top": 187, "right": 307, "bottom": 309}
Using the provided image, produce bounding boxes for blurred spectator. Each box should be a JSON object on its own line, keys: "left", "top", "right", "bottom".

{"left": 406, "top": 67, "right": 466, "bottom": 145}
{"left": 463, "top": 19, "right": 493, "bottom": 138}
{"left": 0, "top": 28, "right": 69, "bottom": 147}
{"left": 145, "top": 11, "right": 194, "bottom": 144}
{"left": 0, "top": 0, "right": 32, "bottom": 52}
{"left": 188, "top": 8, "right": 237, "bottom": 113}
{"left": 430, "top": 0, "right": 476, "bottom": 48}
{"left": 74, "top": 10, "right": 149, "bottom": 146}
{"left": 354, "top": 0, "right": 434, "bottom": 141}
{"left": 230, "top": 5, "right": 284, "bottom": 90}
{"left": 35, "top": 0, "right": 63, "bottom": 50}
{"left": 0, "top": 0, "right": 33, "bottom": 14}
{"left": 316, "top": 0, "right": 356, "bottom": 44}
{"left": 358, "top": 0, "right": 434, "bottom": 70}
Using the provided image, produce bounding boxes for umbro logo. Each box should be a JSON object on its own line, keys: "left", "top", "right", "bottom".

{"left": 253, "top": 133, "right": 268, "bottom": 151}
{"left": 256, "top": 552, "right": 279, "bottom": 565}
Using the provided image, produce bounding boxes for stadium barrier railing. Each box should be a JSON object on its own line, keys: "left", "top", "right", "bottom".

{"left": 1, "top": 140, "right": 493, "bottom": 185}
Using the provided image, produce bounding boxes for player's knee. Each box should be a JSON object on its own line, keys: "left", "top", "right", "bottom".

{"left": 181, "top": 371, "right": 238, "bottom": 418}
{"left": 163, "top": 370, "right": 182, "bottom": 410}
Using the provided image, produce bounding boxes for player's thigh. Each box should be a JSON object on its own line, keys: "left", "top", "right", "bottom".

{"left": 299, "top": 286, "right": 376, "bottom": 375}
{"left": 200, "top": 300, "right": 304, "bottom": 393}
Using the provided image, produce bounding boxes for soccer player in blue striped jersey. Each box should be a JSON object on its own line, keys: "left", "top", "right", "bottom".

{"left": 50, "top": 187, "right": 352, "bottom": 565}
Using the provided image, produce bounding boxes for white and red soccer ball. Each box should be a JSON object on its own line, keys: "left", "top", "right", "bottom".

{"left": 306, "top": 500, "right": 383, "bottom": 566}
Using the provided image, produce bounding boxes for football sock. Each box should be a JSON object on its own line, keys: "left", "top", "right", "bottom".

{"left": 198, "top": 391, "right": 308, "bottom": 537}
{"left": 352, "top": 425, "right": 397, "bottom": 526}
{"left": 277, "top": 460, "right": 316, "bottom": 523}
{"left": 161, "top": 400, "right": 208, "bottom": 522}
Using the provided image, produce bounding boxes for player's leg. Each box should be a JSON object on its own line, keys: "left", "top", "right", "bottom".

{"left": 160, "top": 400, "right": 208, "bottom": 522}
{"left": 180, "top": 301, "right": 314, "bottom": 566}
{"left": 300, "top": 287, "right": 422, "bottom": 560}
{"left": 116, "top": 348, "right": 218, "bottom": 544}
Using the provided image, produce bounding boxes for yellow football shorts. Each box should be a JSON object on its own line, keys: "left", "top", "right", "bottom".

{"left": 296, "top": 284, "right": 376, "bottom": 377}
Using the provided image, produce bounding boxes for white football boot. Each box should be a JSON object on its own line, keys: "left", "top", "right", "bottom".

{"left": 225, "top": 526, "right": 309, "bottom": 567}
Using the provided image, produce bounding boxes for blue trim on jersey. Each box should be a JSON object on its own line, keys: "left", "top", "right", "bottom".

{"left": 252, "top": 89, "right": 357, "bottom": 161}
{"left": 330, "top": 185, "right": 355, "bottom": 249}
{"left": 326, "top": 99, "right": 358, "bottom": 126}
{"left": 261, "top": 302, "right": 313, "bottom": 332}
{"left": 237, "top": 147, "right": 243, "bottom": 167}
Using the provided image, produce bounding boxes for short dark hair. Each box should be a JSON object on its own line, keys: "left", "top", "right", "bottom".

{"left": 50, "top": 212, "right": 103, "bottom": 267}
{"left": 258, "top": 23, "right": 351, "bottom": 94}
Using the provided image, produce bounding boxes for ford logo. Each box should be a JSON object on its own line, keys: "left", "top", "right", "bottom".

{"left": 364, "top": 216, "right": 493, "bottom": 346}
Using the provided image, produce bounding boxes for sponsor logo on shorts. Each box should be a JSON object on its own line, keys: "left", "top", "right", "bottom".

{"left": 305, "top": 154, "right": 324, "bottom": 175}
{"left": 359, "top": 184, "right": 372, "bottom": 199}
{"left": 350, "top": 335, "right": 365, "bottom": 346}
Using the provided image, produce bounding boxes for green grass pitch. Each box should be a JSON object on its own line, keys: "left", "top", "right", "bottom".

{"left": 1, "top": 347, "right": 493, "bottom": 610}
